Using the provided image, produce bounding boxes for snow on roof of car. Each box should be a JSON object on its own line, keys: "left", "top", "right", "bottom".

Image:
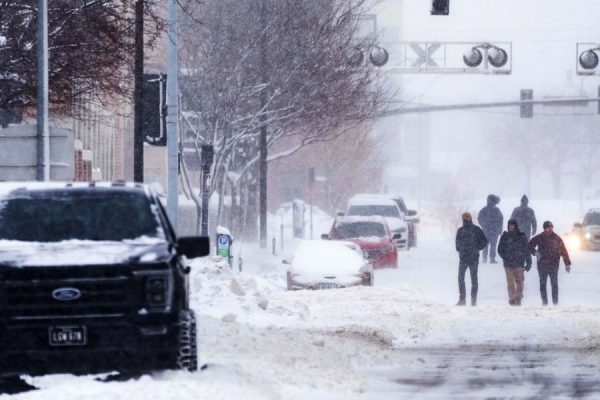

{"left": 352, "top": 193, "right": 405, "bottom": 201}
{"left": 347, "top": 196, "right": 398, "bottom": 207}
{"left": 0, "top": 182, "right": 150, "bottom": 198}
{"left": 335, "top": 215, "right": 387, "bottom": 224}
{"left": 290, "top": 240, "right": 366, "bottom": 276}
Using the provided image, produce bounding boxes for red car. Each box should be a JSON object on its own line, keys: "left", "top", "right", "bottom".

{"left": 323, "top": 216, "right": 398, "bottom": 269}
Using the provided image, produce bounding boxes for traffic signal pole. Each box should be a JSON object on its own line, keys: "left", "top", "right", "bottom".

{"left": 166, "top": 0, "right": 179, "bottom": 230}
{"left": 36, "top": 0, "right": 50, "bottom": 181}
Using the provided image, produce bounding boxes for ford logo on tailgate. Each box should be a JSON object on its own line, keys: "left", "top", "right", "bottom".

{"left": 52, "top": 288, "right": 82, "bottom": 301}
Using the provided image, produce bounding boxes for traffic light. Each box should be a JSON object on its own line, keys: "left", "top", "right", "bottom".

{"left": 520, "top": 89, "right": 533, "bottom": 118}
{"left": 142, "top": 74, "right": 167, "bottom": 146}
{"left": 431, "top": 0, "right": 449, "bottom": 15}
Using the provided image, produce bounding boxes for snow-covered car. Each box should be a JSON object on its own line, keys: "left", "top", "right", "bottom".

{"left": 323, "top": 216, "right": 398, "bottom": 269}
{"left": 0, "top": 182, "right": 210, "bottom": 377}
{"left": 286, "top": 240, "right": 373, "bottom": 290}
{"left": 350, "top": 194, "right": 420, "bottom": 248}
{"left": 345, "top": 196, "right": 410, "bottom": 250}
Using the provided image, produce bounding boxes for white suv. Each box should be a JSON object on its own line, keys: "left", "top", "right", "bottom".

{"left": 346, "top": 195, "right": 409, "bottom": 250}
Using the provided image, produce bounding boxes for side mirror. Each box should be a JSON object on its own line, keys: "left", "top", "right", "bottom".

{"left": 392, "top": 233, "right": 402, "bottom": 240}
{"left": 406, "top": 210, "right": 417, "bottom": 217}
{"left": 177, "top": 236, "right": 210, "bottom": 259}
{"left": 321, "top": 233, "right": 330, "bottom": 240}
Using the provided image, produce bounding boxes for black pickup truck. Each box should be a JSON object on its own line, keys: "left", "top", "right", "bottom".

{"left": 0, "top": 182, "right": 209, "bottom": 377}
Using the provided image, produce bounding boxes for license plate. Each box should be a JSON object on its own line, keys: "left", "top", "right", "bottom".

{"left": 49, "top": 326, "right": 87, "bottom": 346}
{"left": 319, "top": 282, "right": 337, "bottom": 290}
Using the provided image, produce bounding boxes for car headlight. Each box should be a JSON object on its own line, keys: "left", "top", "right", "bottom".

{"left": 585, "top": 232, "right": 592, "bottom": 240}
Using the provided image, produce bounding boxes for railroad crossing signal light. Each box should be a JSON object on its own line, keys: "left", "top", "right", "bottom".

{"left": 431, "top": 0, "right": 449, "bottom": 15}
{"left": 579, "top": 50, "right": 599, "bottom": 70}
{"left": 463, "top": 45, "right": 508, "bottom": 69}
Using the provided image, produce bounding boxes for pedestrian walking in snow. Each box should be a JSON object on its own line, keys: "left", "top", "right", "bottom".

{"left": 455, "top": 212, "right": 488, "bottom": 306}
{"left": 528, "top": 221, "right": 571, "bottom": 306}
{"left": 510, "top": 195, "right": 537, "bottom": 240}
{"left": 497, "top": 219, "right": 532, "bottom": 306}
{"left": 478, "top": 194, "right": 504, "bottom": 263}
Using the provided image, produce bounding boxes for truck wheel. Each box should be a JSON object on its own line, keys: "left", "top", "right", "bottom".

{"left": 176, "top": 310, "right": 198, "bottom": 372}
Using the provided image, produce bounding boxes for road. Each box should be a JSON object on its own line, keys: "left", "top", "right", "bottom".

{"left": 5, "top": 228, "right": 600, "bottom": 399}
{"left": 360, "top": 229, "right": 600, "bottom": 399}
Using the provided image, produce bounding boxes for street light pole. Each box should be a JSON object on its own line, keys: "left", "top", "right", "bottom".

{"left": 166, "top": 0, "right": 179, "bottom": 230}
{"left": 36, "top": 0, "right": 50, "bottom": 181}
{"left": 133, "top": 0, "right": 144, "bottom": 183}
{"left": 258, "top": 0, "right": 268, "bottom": 248}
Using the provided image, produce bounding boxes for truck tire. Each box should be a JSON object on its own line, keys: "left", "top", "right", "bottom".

{"left": 176, "top": 310, "right": 198, "bottom": 372}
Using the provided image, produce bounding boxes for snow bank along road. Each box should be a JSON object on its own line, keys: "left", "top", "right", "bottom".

{"left": 8, "top": 228, "right": 600, "bottom": 399}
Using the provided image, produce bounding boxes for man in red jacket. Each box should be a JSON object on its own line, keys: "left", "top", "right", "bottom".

{"left": 528, "top": 221, "right": 572, "bottom": 306}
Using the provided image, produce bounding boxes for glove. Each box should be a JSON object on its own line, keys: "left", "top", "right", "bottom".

{"left": 566, "top": 264, "right": 571, "bottom": 273}
{"left": 524, "top": 263, "right": 531, "bottom": 272}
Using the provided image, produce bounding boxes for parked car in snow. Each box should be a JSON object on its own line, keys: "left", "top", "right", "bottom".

{"left": 345, "top": 195, "right": 410, "bottom": 250}
{"left": 0, "top": 182, "right": 210, "bottom": 377}
{"left": 568, "top": 209, "right": 600, "bottom": 251}
{"left": 286, "top": 240, "right": 373, "bottom": 290}
{"left": 322, "top": 216, "right": 398, "bottom": 269}
{"left": 349, "top": 194, "right": 420, "bottom": 248}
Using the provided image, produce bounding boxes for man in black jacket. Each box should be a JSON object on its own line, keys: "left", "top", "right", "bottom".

{"left": 478, "top": 194, "right": 503, "bottom": 263}
{"left": 455, "top": 212, "right": 488, "bottom": 306}
{"left": 498, "top": 219, "right": 532, "bottom": 306}
{"left": 510, "top": 195, "right": 537, "bottom": 240}
{"left": 528, "top": 220, "right": 572, "bottom": 305}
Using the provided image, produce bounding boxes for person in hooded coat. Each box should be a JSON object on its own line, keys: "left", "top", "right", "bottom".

{"left": 478, "top": 194, "right": 503, "bottom": 263}
{"left": 510, "top": 195, "right": 537, "bottom": 240}
{"left": 455, "top": 212, "right": 488, "bottom": 306}
{"left": 528, "top": 220, "right": 572, "bottom": 306}
{"left": 497, "top": 219, "right": 532, "bottom": 306}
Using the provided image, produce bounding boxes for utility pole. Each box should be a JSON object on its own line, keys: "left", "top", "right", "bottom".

{"left": 36, "top": 0, "right": 49, "bottom": 181}
{"left": 166, "top": 0, "right": 179, "bottom": 230}
{"left": 133, "top": 0, "right": 144, "bottom": 182}
{"left": 258, "top": 0, "right": 268, "bottom": 248}
{"left": 201, "top": 144, "right": 214, "bottom": 236}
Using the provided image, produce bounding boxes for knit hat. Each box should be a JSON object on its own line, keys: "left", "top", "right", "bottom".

{"left": 543, "top": 220, "right": 553, "bottom": 229}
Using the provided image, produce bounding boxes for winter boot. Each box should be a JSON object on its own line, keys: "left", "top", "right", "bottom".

{"left": 515, "top": 298, "right": 522, "bottom": 306}
{"left": 471, "top": 297, "right": 477, "bottom": 307}
{"left": 456, "top": 298, "right": 466, "bottom": 306}
{"left": 490, "top": 258, "right": 498, "bottom": 264}
{"left": 509, "top": 299, "right": 515, "bottom": 306}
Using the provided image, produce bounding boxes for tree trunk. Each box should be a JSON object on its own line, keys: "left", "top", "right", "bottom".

{"left": 551, "top": 169, "right": 561, "bottom": 199}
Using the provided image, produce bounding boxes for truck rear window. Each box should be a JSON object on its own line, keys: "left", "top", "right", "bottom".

{"left": 0, "top": 191, "right": 164, "bottom": 242}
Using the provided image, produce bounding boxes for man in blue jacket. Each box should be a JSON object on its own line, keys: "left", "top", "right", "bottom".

{"left": 455, "top": 212, "right": 488, "bottom": 306}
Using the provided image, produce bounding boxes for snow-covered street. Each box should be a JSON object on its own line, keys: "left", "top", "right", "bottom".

{"left": 9, "top": 223, "right": 600, "bottom": 399}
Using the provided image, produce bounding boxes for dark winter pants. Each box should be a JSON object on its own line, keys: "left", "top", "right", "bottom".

{"left": 482, "top": 235, "right": 498, "bottom": 262}
{"left": 538, "top": 268, "right": 559, "bottom": 305}
{"left": 458, "top": 260, "right": 479, "bottom": 301}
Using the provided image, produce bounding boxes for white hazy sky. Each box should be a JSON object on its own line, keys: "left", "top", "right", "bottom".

{"left": 375, "top": 0, "right": 600, "bottom": 200}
